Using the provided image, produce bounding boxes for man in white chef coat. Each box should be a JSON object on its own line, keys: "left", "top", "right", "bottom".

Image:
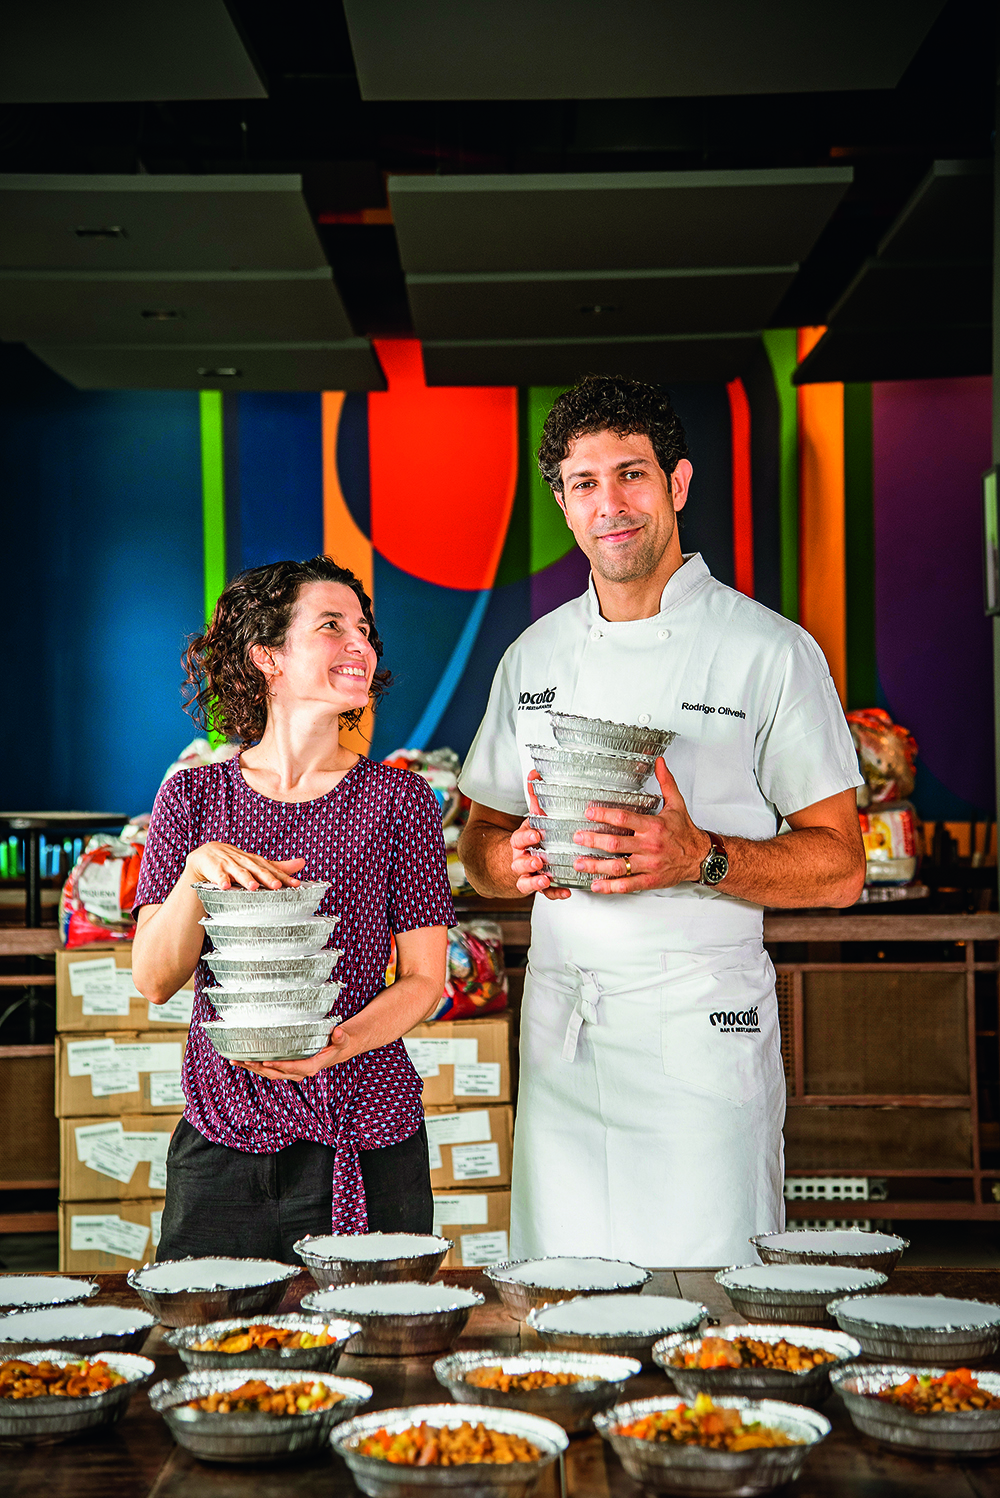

{"left": 458, "top": 374, "right": 866, "bottom": 1268}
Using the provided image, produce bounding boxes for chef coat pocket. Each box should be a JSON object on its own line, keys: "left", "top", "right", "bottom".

{"left": 659, "top": 949, "right": 781, "bottom": 1106}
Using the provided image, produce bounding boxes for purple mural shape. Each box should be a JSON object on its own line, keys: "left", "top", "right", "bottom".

{"left": 873, "top": 376, "right": 994, "bottom": 816}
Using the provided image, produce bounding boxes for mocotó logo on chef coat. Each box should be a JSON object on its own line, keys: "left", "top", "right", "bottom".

{"left": 710, "top": 1007, "right": 760, "bottom": 1034}
{"left": 518, "top": 687, "right": 557, "bottom": 711}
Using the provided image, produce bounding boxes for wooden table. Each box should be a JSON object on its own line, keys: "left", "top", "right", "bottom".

{"left": 6, "top": 1267, "right": 1000, "bottom": 1496}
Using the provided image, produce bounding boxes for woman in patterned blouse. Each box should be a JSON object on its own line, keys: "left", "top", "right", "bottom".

{"left": 132, "top": 557, "right": 455, "bottom": 1261}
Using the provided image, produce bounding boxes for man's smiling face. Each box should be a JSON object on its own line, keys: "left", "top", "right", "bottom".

{"left": 555, "top": 428, "right": 689, "bottom": 584}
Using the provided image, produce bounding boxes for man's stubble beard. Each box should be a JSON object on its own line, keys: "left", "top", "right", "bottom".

{"left": 587, "top": 511, "right": 675, "bottom": 584}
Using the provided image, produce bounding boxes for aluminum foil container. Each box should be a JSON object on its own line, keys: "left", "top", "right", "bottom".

{"left": 300, "top": 1283, "right": 484, "bottom": 1357}
{"left": 527, "top": 815, "right": 624, "bottom": 842}
{"left": 200, "top": 916, "right": 340, "bottom": 957}
{"left": 150, "top": 1367, "right": 372, "bottom": 1464}
{"left": 529, "top": 745, "right": 655, "bottom": 791}
{"left": 191, "top": 880, "right": 331, "bottom": 923}
{"left": 826, "top": 1293, "right": 1000, "bottom": 1365}
{"left": 539, "top": 841, "right": 618, "bottom": 864}
{"left": 594, "top": 1395, "right": 829, "bottom": 1497}
{"left": 539, "top": 866, "right": 595, "bottom": 891}
{"left": 534, "top": 783, "right": 661, "bottom": 817}
{"left": 203, "top": 950, "right": 341, "bottom": 987}
{"left": 200, "top": 1016, "right": 338, "bottom": 1063}
{"left": 434, "top": 1350, "right": 641, "bottom": 1434}
{"left": 294, "top": 1232, "right": 452, "bottom": 1288}
{"left": 332, "top": 1401, "right": 567, "bottom": 1498}
{"left": 715, "top": 1265, "right": 887, "bottom": 1326}
{"left": 750, "top": 1228, "right": 909, "bottom": 1276}
{"left": 127, "top": 1256, "right": 298, "bottom": 1329}
{"left": 486, "top": 1258, "right": 650, "bottom": 1321}
{"left": 549, "top": 712, "right": 676, "bottom": 760}
{"left": 831, "top": 1362, "right": 1000, "bottom": 1455}
{"left": 164, "top": 1314, "right": 362, "bottom": 1372}
{"left": 207, "top": 983, "right": 344, "bottom": 1023}
{"left": 527, "top": 1296, "right": 708, "bottom": 1366}
{"left": 0, "top": 1275, "right": 99, "bottom": 1310}
{"left": 653, "top": 1323, "right": 862, "bottom": 1411}
{"left": 0, "top": 1304, "right": 156, "bottom": 1358}
{"left": 0, "top": 1349, "right": 155, "bottom": 1445}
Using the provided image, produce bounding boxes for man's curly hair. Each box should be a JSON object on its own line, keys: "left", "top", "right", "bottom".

{"left": 183, "top": 556, "right": 390, "bottom": 744}
{"left": 537, "top": 374, "right": 689, "bottom": 494}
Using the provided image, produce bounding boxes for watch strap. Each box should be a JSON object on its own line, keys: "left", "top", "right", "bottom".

{"left": 699, "top": 830, "right": 728, "bottom": 885}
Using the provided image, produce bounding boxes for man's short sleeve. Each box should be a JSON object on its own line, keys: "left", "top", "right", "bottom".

{"left": 457, "top": 648, "right": 527, "bottom": 817}
{"left": 132, "top": 771, "right": 194, "bottom": 916}
{"left": 754, "top": 631, "right": 864, "bottom": 817}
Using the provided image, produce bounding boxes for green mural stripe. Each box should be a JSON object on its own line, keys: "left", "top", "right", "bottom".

{"left": 494, "top": 388, "right": 533, "bottom": 587}
{"left": 199, "top": 389, "right": 226, "bottom": 627}
{"left": 844, "top": 382, "right": 877, "bottom": 709}
{"left": 761, "top": 330, "right": 799, "bottom": 621}
{"left": 528, "top": 385, "right": 573, "bottom": 574}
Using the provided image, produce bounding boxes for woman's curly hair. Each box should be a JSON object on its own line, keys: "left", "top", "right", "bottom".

{"left": 183, "top": 556, "right": 390, "bottom": 744}
{"left": 537, "top": 374, "right": 689, "bottom": 494}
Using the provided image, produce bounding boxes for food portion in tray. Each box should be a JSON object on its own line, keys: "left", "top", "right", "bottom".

{"left": 189, "top": 1323, "right": 340, "bottom": 1354}
{"left": 617, "top": 1392, "right": 804, "bottom": 1450}
{"left": 356, "top": 1418, "right": 543, "bottom": 1464}
{"left": 0, "top": 1357, "right": 127, "bottom": 1399}
{"left": 666, "top": 1335, "right": 839, "bottom": 1374}
{"left": 185, "top": 1377, "right": 345, "bottom": 1414}
{"left": 464, "top": 1366, "right": 586, "bottom": 1393}
{"left": 878, "top": 1369, "right": 1000, "bottom": 1415}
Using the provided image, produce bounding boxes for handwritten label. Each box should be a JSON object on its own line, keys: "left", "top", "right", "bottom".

{"left": 454, "top": 1063, "right": 501, "bottom": 1097}
{"left": 70, "top": 1213, "right": 149, "bottom": 1260}
{"left": 75, "top": 1120, "right": 124, "bottom": 1162}
{"left": 148, "top": 1072, "right": 185, "bottom": 1108}
{"left": 459, "top": 1230, "right": 508, "bottom": 1267}
{"left": 451, "top": 1142, "right": 501, "bottom": 1181}
{"left": 150, "top": 989, "right": 194, "bottom": 1025}
{"left": 87, "top": 1135, "right": 138, "bottom": 1185}
{"left": 69, "top": 957, "right": 116, "bottom": 998}
{"left": 66, "top": 1038, "right": 116, "bottom": 1077}
{"left": 89, "top": 1058, "right": 140, "bottom": 1097}
{"left": 432, "top": 1193, "right": 488, "bottom": 1226}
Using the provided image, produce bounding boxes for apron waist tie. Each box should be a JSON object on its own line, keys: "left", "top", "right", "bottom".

{"left": 561, "top": 967, "right": 604, "bottom": 1063}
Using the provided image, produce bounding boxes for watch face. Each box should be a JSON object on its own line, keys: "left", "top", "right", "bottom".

{"left": 702, "top": 848, "right": 728, "bottom": 885}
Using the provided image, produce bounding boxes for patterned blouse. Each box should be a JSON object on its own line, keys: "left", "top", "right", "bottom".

{"left": 134, "top": 754, "right": 455, "bottom": 1232}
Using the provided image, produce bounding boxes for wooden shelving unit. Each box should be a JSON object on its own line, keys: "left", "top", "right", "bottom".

{"left": 0, "top": 927, "right": 61, "bottom": 1233}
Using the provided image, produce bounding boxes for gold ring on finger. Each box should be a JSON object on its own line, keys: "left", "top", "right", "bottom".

{"left": 623, "top": 856, "right": 632, "bottom": 877}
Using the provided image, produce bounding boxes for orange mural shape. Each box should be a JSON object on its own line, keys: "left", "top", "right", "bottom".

{"left": 796, "top": 326, "right": 847, "bottom": 706}
{"left": 368, "top": 339, "right": 518, "bottom": 591}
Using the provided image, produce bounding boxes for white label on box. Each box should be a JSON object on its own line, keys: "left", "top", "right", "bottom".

{"left": 114, "top": 968, "right": 143, "bottom": 999}
{"left": 427, "top": 1141, "right": 443, "bottom": 1171}
{"left": 151, "top": 1209, "right": 163, "bottom": 1248}
{"left": 69, "top": 956, "right": 117, "bottom": 998}
{"left": 148, "top": 1157, "right": 168, "bottom": 1192}
{"left": 66, "top": 1038, "right": 116, "bottom": 1076}
{"left": 148, "top": 1072, "right": 185, "bottom": 1108}
{"left": 126, "top": 1131, "right": 171, "bottom": 1164}
{"left": 87, "top": 1135, "right": 138, "bottom": 1184}
{"left": 99, "top": 1216, "right": 150, "bottom": 1261}
{"left": 90, "top": 1058, "right": 141, "bottom": 1097}
{"left": 82, "top": 988, "right": 131, "bottom": 1016}
{"left": 432, "top": 1193, "right": 488, "bottom": 1226}
{"left": 459, "top": 1230, "right": 509, "bottom": 1267}
{"left": 403, "top": 1040, "right": 440, "bottom": 1078}
{"left": 425, "top": 1110, "right": 492, "bottom": 1147}
{"left": 77, "top": 859, "right": 124, "bottom": 922}
{"left": 451, "top": 1142, "right": 501, "bottom": 1181}
{"left": 75, "top": 1120, "right": 124, "bottom": 1162}
{"left": 114, "top": 1042, "right": 183, "bottom": 1073}
{"left": 450, "top": 1038, "right": 479, "bottom": 1065}
{"left": 150, "top": 989, "right": 194, "bottom": 1025}
{"left": 454, "top": 1063, "right": 501, "bottom": 1097}
{"left": 71, "top": 1214, "right": 118, "bottom": 1251}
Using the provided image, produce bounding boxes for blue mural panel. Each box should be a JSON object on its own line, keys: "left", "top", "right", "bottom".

{"left": 236, "top": 393, "right": 323, "bottom": 571}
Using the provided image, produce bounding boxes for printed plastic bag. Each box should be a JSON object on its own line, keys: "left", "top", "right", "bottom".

{"left": 859, "top": 801, "right": 919, "bottom": 886}
{"left": 846, "top": 708, "right": 918, "bottom": 808}
{"left": 59, "top": 819, "right": 148, "bottom": 946}
{"left": 426, "top": 920, "right": 508, "bottom": 1021}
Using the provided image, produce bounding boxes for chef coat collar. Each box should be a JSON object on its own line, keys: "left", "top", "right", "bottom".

{"left": 586, "top": 552, "right": 711, "bottom": 624}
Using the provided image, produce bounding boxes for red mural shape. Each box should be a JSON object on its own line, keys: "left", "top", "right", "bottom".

{"left": 368, "top": 339, "right": 518, "bottom": 590}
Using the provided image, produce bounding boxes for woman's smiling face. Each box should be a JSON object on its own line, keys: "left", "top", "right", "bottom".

{"left": 261, "top": 580, "right": 377, "bottom": 718}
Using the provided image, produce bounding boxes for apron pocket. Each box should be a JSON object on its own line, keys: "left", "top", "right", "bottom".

{"left": 659, "top": 949, "right": 782, "bottom": 1106}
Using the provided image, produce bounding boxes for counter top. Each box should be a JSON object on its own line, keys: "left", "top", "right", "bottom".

{"left": 7, "top": 1265, "right": 1000, "bottom": 1496}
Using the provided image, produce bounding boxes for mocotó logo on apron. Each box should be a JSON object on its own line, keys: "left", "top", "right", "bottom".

{"left": 709, "top": 1007, "right": 760, "bottom": 1034}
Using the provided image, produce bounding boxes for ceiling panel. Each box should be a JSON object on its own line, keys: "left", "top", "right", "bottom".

{"left": 0, "top": 0, "right": 265, "bottom": 102}
{"left": 421, "top": 334, "right": 759, "bottom": 387}
{"left": 29, "top": 341, "right": 385, "bottom": 392}
{"left": 389, "top": 169, "right": 852, "bottom": 274}
{"left": 0, "top": 270, "right": 355, "bottom": 344}
{"left": 826, "top": 258, "right": 991, "bottom": 330}
{"left": 0, "top": 175, "right": 327, "bottom": 272}
{"left": 406, "top": 266, "right": 796, "bottom": 341}
{"left": 876, "top": 159, "right": 992, "bottom": 262}
{"left": 792, "top": 326, "right": 991, "bottom": 385}
{"left": 344, "top": 0, "right": 944, "bottom": 100}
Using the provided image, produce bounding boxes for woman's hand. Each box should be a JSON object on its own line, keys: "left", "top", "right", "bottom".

{"left": 238, "top": 1023, "right": 355, "bottom": 1081}
{"left": 184, "top": 842, "right": 306, "bottom": 891}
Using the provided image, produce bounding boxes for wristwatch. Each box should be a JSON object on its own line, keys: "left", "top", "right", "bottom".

{"left": 698, "top": 831, "right": 729, "bottom": 887}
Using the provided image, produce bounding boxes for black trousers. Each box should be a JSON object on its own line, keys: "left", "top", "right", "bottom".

{"left": 156, "top": 1118, "right": 434, "bottom": 1264}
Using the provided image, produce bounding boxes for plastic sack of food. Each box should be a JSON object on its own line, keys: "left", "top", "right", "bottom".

{"left": 59, "top": 820, "right": 147, "bottom": 946}
{"left": 859, "top": 801, "right": 919, "bottom": 885}
{"left": 846, "top": 708, "right": 918, "bottom": 808}
{"left": 426, "top": 920, "right": 509, "bottom": 1021}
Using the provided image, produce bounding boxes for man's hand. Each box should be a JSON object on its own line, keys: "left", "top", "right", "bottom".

{"left": 510, "top": 771, "right": 571, "bottom": 900}
{"left": 573, "top": 758, "right": 709, "bottom": 894}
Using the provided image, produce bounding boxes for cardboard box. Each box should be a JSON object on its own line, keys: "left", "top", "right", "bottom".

{"left": 59, "top": 1197, "right": 163, "bottom": 1272}
{"left": 55, "top": 1032, "right": 187, "bottom": 1118}
{"left": 425, "top": 1105, "right": 512, "bottom": 1191}
{"left": 404, "top": 1014, "right": 511, "bottom": 1106}
{"left": 57, "top": 944, "right": 194, "bottom": 1033}
{"left": 60, "top": 1113, "right": 181, "bottom": 1201}
{"left": 432, "top": 1189, "right": 511, "bottom": 1268}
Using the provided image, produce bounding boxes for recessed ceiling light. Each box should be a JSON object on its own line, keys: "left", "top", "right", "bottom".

{"left": 141, "top": 309, "right": 182, "bottom": 321}
{"left": 74, "top": 226, "right": 127, "bottom": 239}
{"left": 197, "top": 367, "right": 241, "bottom": 378}
{"left": 579, "top": 304, "right": 618, "bottom": 315}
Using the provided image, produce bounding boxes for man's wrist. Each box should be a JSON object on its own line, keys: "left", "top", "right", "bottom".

{"left": 690, "top": 828, "right": 713, "bottom": 882}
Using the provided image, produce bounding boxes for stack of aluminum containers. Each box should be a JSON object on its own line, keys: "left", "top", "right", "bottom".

{"left": 527, "top": 712, "right": 675, "bottom": 889}
{"left": 192, "top": 880, "right": 344, "bottom": 1063}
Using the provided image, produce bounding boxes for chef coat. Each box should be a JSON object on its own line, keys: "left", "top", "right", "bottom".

{"left": 459, "top": 553, "right": 863, "bottom": 1267}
